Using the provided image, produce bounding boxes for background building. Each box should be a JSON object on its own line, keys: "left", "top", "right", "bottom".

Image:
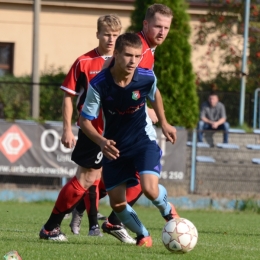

{"left": 0, "top": 0, "right": 210, "bottom": 76}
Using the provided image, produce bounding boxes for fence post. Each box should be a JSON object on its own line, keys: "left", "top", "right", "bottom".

{"left": 190, "top": 129, "right": 197, "bottom": 193}
{"left": 61, "top": 177, "right": 67, "bottom": 187}
{"left": 253, "top": 88, "right": 260, "bottom": 129}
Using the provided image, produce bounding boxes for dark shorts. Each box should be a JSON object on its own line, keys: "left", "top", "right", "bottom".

{"left": 102, "top": 140, "right": 162, "bottom": 191}
{"left": 71, "top": 129, "right": 103, "bottom": 169}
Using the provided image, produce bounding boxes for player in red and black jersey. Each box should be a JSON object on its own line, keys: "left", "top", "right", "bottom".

{"left": 39, "top": 14, "right": 137, "bottom": 242}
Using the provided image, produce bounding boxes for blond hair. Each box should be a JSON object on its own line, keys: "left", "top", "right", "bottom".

{"left": 97, "top": 14, "right": 122, "bottom": 32}
{"left": 145, "top": 3, "right": 173, "bottom": 21}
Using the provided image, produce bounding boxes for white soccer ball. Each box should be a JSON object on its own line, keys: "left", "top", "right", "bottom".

{"left": 162, "top": 218, "right": 198, "bottom": 253}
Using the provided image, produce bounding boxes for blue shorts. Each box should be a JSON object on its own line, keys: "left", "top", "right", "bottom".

{"left": 102, "top": 140, "right": 162, "bottom": 191}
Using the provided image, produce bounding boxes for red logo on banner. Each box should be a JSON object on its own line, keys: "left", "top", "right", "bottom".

{"left": 0, "top": 125, "right": 32, "bottom": 163}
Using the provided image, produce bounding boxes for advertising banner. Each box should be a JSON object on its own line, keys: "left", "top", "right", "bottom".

{"left": 0, "top": 121, "right": 187, "bottom": 181}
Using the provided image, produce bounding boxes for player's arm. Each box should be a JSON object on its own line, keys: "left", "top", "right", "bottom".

{"left": 147, "top": 107, "right": 158, "bottom": 124}
{"left": 148, "top": 82, "right": 177, "bottom": 144}
{"left": 80, "top": 86, "right": 119, "bottom": 160}
{"left": 61, "top": 92, "right": 77, "bottom": 148}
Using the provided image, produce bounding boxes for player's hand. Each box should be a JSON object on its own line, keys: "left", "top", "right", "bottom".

{"left": 147, "top": 107, "right": 158, "bottom": 124}
{"left": 162, "top": 124, "right": 177, "bottom": 144}
{"left": 100, "top": 139, "right": 120, "bottom": 160}
{"left": 61, "top": 130, "right": 77, "bottom": 149}
{"left": 211, "top": 122, "right": 218, "bottom": 129}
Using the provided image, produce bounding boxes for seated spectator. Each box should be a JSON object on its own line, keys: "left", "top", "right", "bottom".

{"left": 197, "top": 91, "right": 229, "bottom": 143}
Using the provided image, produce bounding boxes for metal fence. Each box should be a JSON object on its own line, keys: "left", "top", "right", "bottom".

{"left": 0, "top": 81, "right": 258, "bottom": 127}
{"left": 186, "top": 129, "right": 260, "bottom": 198}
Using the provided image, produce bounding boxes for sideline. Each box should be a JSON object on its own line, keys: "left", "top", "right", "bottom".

{"left": 0, "top": 189, "right": 256, "bottom": 211}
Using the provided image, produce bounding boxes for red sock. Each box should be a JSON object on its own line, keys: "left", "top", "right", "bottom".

{"left": 52, "top": 176, "right": 86, "bottom": 214}
{"left": 126, "top": 172, "right": 142, "bottom": 205}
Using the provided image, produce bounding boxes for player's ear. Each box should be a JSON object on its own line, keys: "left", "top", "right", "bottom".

{"left": 96, "top": 31, "right": 99, "bottom": 39}
{"left": 143, "top": 20, "right": 148, "bottom": 30}
{"left": 113, "top": 49, "right": 118, "bottom": 57}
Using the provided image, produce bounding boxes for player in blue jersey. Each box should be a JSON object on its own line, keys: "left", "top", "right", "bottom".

{"left": 80, "top": 32, "right": 177, "bottom": 247}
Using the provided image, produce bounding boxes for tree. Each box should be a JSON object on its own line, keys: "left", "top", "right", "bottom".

{"left": 0, "top": 68, "right": 70, "bottom": 121}
{"left": 193, "top": 0, "right": 260, "bottom": 94}
{"left": 129, "top": 0, "right": 199, "bottom": 129}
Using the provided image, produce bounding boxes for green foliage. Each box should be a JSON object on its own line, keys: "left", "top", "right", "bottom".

{"left": 39, "top": 67, "right": 67, "bottom": 121}
{"left": 193, "top": 0, "right": 260, "bottom": 94}
{"left": 0, "top": 76, "right": 31, "bottom": 120}
{"left": 128, "top": 0, "right": 151, "bottom": 32}
{"left": 0, "top": 67, "right": 69, "bottom": 121}
{"left": 129, "top": 0, "right": 199, "bottom": 128}
{"left": 239, "top": 198, "right": 260, "bottom": 213}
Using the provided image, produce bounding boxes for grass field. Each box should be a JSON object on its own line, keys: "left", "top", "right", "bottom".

{"left": 0, "top": 201, "right": 259, "bottom": 260}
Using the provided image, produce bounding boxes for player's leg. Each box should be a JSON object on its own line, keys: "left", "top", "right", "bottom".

{"left": 107, "top": 183, "right": 152, "bottom": 247}
{"left": 84, "top": 178, "right": 103, "bottom": 236}
{"left": 39, "top": 130, "right": 101, "bottom": 241}
{"left": 102, "top": 157, "right": 152, "bottom": 247}
{"left": 101, "top": 182, "right": 142, "bottom": 244}
{"left": 70, "top": 178, "right": 107, "bottom": 235}
{"left": 97, "top": 179, "right": 108, "bottom": 220}
{"left": 69, "top": 129, "right": 103, "bottom": 236}
{"left": 137, "top": 141, "right": 179, "bottom": 221}
{"left": 70, "top": 179, "right": 107, "bottom": 235}
{"left": 39, "top": 172, "right": 87, "bottom": 241}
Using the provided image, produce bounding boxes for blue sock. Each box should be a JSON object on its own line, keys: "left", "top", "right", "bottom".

{"left": 151, "top": 184, "right": 171, "bottom": 216}
{"left": 114, "top": 204, "right": 149, "bottom": 237}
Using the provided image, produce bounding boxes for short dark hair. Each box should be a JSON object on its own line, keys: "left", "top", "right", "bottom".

{"left": 115, "top": 33, "right": 142, "bottom": 53}
{"left": 209, "top": 91, "right": 218, "bottom": 96}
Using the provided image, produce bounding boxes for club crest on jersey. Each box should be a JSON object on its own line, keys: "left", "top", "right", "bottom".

{"left": 132, "top": 91, "right": 140, "bottom": 100}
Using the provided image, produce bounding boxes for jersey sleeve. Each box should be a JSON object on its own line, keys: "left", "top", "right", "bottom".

{"left": 60, "top": 58, "right": 86, "bottom": 95}
{"left": 81, "top": 84, "right": 101, "bottom": 120}
{"left": 147, "top": 73, "right": 157, "bottom": 102}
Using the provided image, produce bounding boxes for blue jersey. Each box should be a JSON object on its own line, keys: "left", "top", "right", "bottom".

{"left": 81, "top": 67, "right": 158, "bottom": 151}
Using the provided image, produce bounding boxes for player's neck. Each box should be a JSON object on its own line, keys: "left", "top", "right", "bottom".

{"left": 110, "top": 66, "right": 134, "bottom": 87}
{"left": 142, "top": 31, "right": 157, "bottom": 49}
{"left": 96, "top": 46, "right": 113, "bottom": 57}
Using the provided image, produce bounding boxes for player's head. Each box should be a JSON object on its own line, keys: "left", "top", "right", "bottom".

{"left": 96, "top": 14, "right": 122, "bottom": 55}
{"left": 143, "top": 4, "right": 173, "bottom": 48}
{"left": 113, "top": 33, "right": 142, "bottom": 74}
{"left": 208, "top": 91, "right": 219, "bottom": 107}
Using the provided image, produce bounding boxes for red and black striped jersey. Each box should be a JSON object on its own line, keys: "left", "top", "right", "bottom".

{"left": 60, "top": 48, "right": 111, "bottom": 134}
{"left": 137, "top": 31, "right": 155, "bottom": 70}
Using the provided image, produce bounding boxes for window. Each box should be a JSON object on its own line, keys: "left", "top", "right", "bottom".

{"left": 0, "top": 43, "right": 14, "bottom": 76}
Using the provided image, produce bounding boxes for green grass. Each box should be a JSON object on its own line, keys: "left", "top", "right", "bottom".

{"left": 0, "top": 201, "right": 260, "bottom": 260}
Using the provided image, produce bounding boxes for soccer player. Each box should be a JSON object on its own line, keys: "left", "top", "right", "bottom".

{"left": 80, "top": 32, "right": 177, "bottom": 247}
{"left": 70, "top": 4, "right": 180, "bottom": 242}
{"left": 39, "top": 14, "right": 136, "bottom": 242}
{"left": 100, "top": 3, "right": 180, "bottom": 238}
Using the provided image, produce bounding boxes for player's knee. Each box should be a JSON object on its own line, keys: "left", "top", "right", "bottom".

{"left": 142, "top": 187, "right": 158, "bottom": 201}
{"left": 77, "top": 169, "right": 99, "bottom": 189}
{"left": 110, "top": 201, "right": 127, "bottom": 213}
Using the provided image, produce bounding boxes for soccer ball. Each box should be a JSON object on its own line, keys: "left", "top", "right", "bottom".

{"left": 162, "top": 218, "right": 198, "bottom": 253}
{"left": 3, "top": 251, "right": 22, "bottom": 260}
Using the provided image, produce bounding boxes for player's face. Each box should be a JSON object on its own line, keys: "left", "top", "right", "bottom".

{"left": 114, "top": 46, "right": 142, "bottom": 74}
{"left": 208, "top": 95, "right": 219, "bottom": 107}
{"left": 143, "top": 13, "right": 172, "bottom": 48}
{"left": 97, "top": 26, "right": 121, "bottom": 55}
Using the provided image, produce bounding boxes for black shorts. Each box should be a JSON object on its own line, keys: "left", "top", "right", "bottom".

{"left": 71, "top": 129, "right": 103, "bottom": 169}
